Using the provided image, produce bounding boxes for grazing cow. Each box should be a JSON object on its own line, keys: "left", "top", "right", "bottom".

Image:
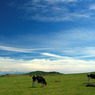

{"left": 87, "top": 74, "right": 95, "bottom": 82}
{"left": 32, "top": 75, "right": 47, "bottom": 87}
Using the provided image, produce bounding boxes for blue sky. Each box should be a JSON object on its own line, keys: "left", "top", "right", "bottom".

{"left": 1, "top": 0, "right": 95, "bottom": 74}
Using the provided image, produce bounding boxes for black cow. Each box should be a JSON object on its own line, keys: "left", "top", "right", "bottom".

{"left": 32, "top": 75, "right": 47, "bottom": 87}
{"left": 87, "top": 74, "right": 95, "bottom": 82}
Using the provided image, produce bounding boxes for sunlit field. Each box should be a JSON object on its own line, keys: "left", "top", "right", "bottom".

{"left": 0, "top": 73, "right": 95, "bottom": 95}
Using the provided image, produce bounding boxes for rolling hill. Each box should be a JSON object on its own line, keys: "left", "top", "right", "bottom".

{"left": 24, "top": 71, "right": 62, "bottom": 76}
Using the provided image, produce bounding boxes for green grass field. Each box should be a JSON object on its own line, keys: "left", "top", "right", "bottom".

{"left": 0, "top": 73, "right": 95, "bottom": 95}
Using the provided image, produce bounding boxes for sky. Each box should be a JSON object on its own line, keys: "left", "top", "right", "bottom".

{"left": 1, "top": 0, "right": 95, "bottom": 74}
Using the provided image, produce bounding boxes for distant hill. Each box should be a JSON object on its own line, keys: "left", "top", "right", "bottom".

{"left": 88, "top": 72, "right": 95, "bottom": 74}
{"left": 24, "top": 71, "right": 62, "bottom": 76}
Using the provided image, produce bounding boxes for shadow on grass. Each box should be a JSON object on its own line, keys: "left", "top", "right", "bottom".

{"left": 29, "top": 86, "right": 45, "bottom": 88}
{"left": 83, "top": 82, "right": 95, "bottom": 87}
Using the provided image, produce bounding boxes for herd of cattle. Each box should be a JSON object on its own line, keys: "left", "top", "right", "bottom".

{"left": 32, "top": 74, "right": 95, "bottom": 87}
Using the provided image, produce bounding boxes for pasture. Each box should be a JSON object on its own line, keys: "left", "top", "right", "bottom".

{"left": 0, "top": 73, "right": 95, "bottom": 95}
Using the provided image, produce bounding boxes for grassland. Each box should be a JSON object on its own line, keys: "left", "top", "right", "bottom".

{"left": 0, "top": 73, "right": 95, "bottom": 95}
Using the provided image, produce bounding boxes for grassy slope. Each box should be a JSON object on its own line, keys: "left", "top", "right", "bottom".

{"left": 0, "top": 73, "right": 95, "bottom": 95}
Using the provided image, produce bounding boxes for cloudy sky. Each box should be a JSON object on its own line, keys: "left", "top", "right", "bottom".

{"left": 1, "top": 0, "right": 95, "bottom": 74}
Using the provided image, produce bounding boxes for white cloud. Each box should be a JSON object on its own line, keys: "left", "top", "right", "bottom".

{"left": 41, "top": 52, "right": 71, "bottom": 59}
{"left": 0, "top": 56, "right": 95, "bottom": 74}
{"left": 0, "top": 45, "right": 52, "bottom": 53}
{"left": 89, "top": 4, "right": 95, "bottom": 10}
{"left": 2, "top": 29, "right": 95, "bottom": 56}
{"left": 59, "top": 29, "right": 95, "bottom": 41}
{"left": 41, "top": 53, "right": 64, "bottom": 58}
{"left": 62, "top": 46, "right": 95, "bottom": 59}
{"left": 0, "top": 45, "right": 30, "bottom": 53}
{"left": 42, "top": 0, "right": 77, "bottom": 4}
{"left": 31, "top": 0, "right": 77, "bottom": 3}
{"left": 18, "top": 0, "right": 92, "bottom": 22}
{"left": 53, "top": 29, "right": 95, "bottom": 47}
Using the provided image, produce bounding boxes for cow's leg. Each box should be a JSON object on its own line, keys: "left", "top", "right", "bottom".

{"left": 32, "top": 81, "right": 35, "bottom": 87}
{"left": 41, "top": 83, "right": 44, "bottom": 87}
{"left": 88, "top": 77, "right": 91, "bottom": 82}
{"left": 41, "top": 83, "right": 45, "bottom": 87}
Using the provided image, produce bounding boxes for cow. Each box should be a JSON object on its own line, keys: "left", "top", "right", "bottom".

{"left": 32, "top": 75, "right": 47, "bottom": 87}
{"left": 87, "top": 74, "right": 95, "bottom": 82}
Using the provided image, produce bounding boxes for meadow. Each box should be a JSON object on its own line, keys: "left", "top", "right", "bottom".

{"left": 0, "top": 73, "right": 95, "bottom": 95}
